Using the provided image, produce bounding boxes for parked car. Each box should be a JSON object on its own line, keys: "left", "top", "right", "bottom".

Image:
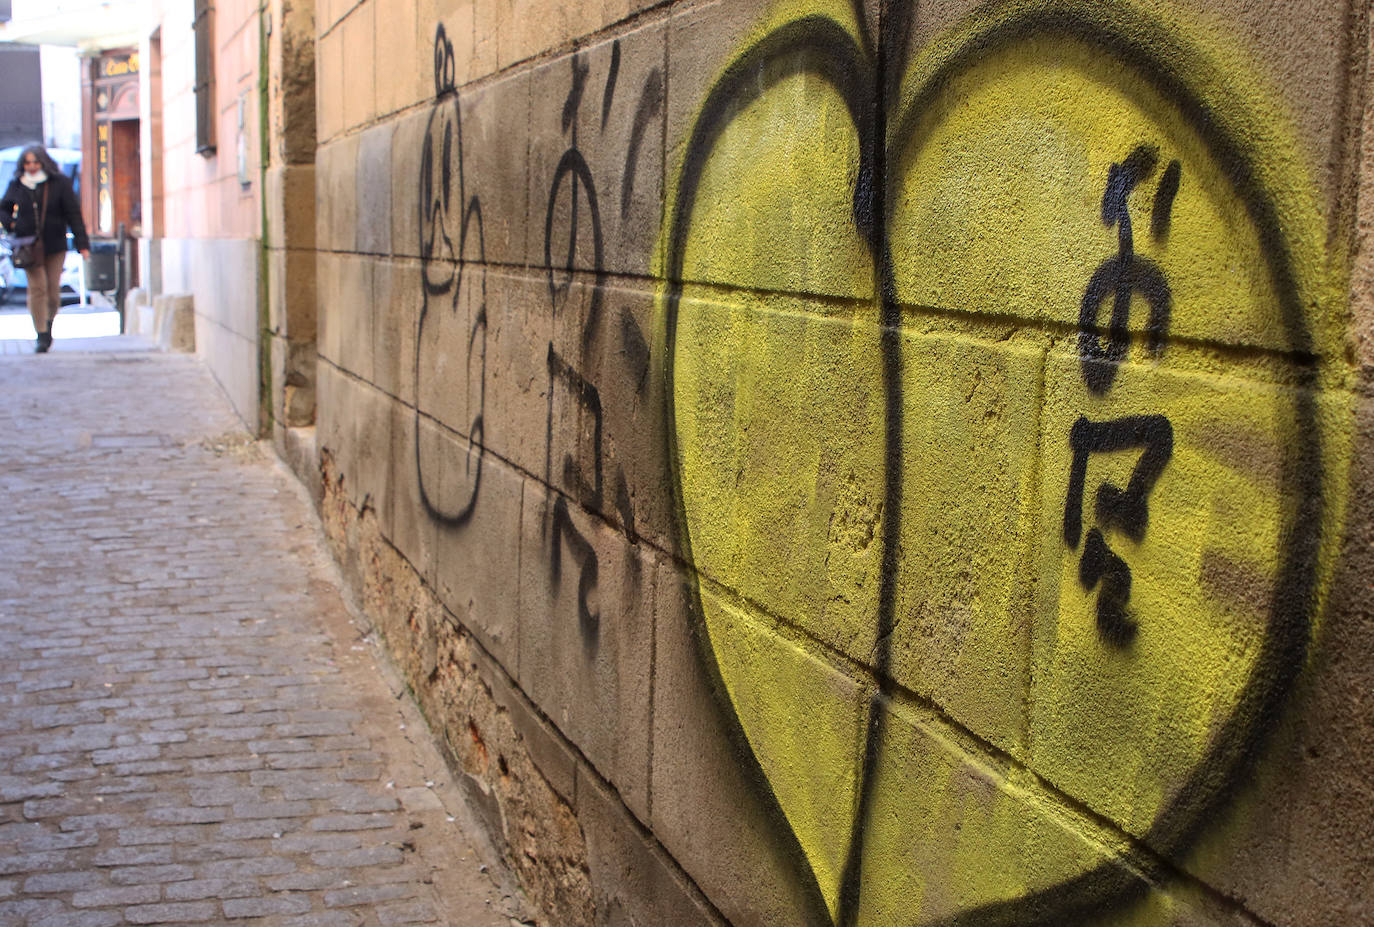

{"left": 0, "top": 146, "right": 87, "bottom": 306}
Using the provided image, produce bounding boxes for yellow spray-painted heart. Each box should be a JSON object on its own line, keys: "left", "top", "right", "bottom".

{"left": 661, "top": 2, "right": 1348, "bottom": 925}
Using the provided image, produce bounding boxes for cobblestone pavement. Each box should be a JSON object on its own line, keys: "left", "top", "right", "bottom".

{"left": 0, "top": 346, "right": 531, "bottom": 926}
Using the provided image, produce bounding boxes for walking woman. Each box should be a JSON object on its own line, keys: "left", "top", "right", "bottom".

{"left": 0, "top": 146, "right": 89, "bottom": 353}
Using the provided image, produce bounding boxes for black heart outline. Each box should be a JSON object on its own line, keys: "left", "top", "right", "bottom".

{"left": 660, "top": 2, "right": 1327, "bottom": 925}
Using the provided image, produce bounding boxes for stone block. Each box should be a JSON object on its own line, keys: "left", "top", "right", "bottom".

{"left": 277, "top": 0, "right": 318, "bottom": 165}
{"left": 123, "top": 287, "right": 149, "bottom": 336}
{"left": 341, "top": 3, "right": 378, "bottom": 131}
{"left": 469, "top": 640, "right": 577, "bottom": 807}
{"left": 316, "top": 250, "right": 343, "bottom": 367}
{"left": 319, "top": 134, "right": 360, "bottom": 255}
{"left": 428, "top": 435, "right": 523, "bottom": 672}
{"left": 649, "top": 557, "right": 836, "bottom": 927}
{"left": 281, "top": 338, "right": 317, "bottom": 428}
{"left": 316, "top": 26, "right": 344, "bottom": 144}
{"left": 371, "top": 256, "right": 423, "bottom": 406}
{"left": 317, "top": 359, "right": 347, "bottom": 469}
{"left": 550, "top": 278, "right": 673, "bottom": 554}
{"left": 421, "top": 0, "right": 478, "bottom": 88}
{"left": 1169, "top": 387, "right": 1374, "bottom": 925}
{"left": 389, "top": 107, "right": 429, "bottom": 263}
{"left": 476, "top": 271, "right": 556, "bottom": 481}
{"left": 136, "top": 303, "right": 156, "bottom": 339}
{"left": 268, "top": 245, "right": 287, "bottom": 335}
{"left": 413, "top": 249, "right": 487, "bottom": 446}
{"left": 274, "top": 421, "right": 321, "bottom": 506}
{"left": 668, "top": 292, "right": 884, "bottom": 675}
{"left": 271, "top": 332, "right": 315, "bottom": 427}
{"left": 381, "top": 399, "right": 438, "bottom": 587}
{"left": 315, "top": 0, "right": 343, "bottom": 35}
{"left": 317, "top": 361, "right": 395, "bottom": 514}
{"left": 330, "top": 254, "right": 377, "bottom": 383}
{"left": 481, "top": 0, "right": 632, "bottom": 72}
{"left": 281, "top": 247, "right": 318, "bottom": 339}
{"left": 455, "top": 70, "right": 531, "bottom": 265}
{"left": 264, "top": 165, "right": 285, "bottom": 250}
{"left": 664, "top": 0, "right": 877, "bottom": 300}
{"left": 885, "top": 333, "right": 1044, "bottom": 755}
{"left": 347, "top": 378, "right": 397, "bottom": 516}
{"left": 853, "top": 691, "right": 1183, "bottom": 926}
{"left": 916, "top": 0, "right": 1347, "bottom": 211}
{"left": 314, "top": 143, "right": 334, "bottom": 253}
{"left": 517, "top": 479, "right": 653, "bottom": 822}
{"left": 356, "top": 123, "right": 395, "bottom": 255}
{"left": 280, "top": 164, "right": 316, "bottom": 252}
{"left": 579, "top": 771, "right": 724, "bottom": 927}
{"left": 374, "top": 0, "right": 425, "bottom": 117}
{"left": 526, "top": 22, "right": 666, "bottom": 278}
{"left": 1030, "top": 354, "right": 1346, "bottom": 854}
{"left": 154, "top": 293, "right": 195, "bottom": 353}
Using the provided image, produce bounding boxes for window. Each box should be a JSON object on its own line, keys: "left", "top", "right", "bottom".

{"left": 193, "top": 0, "right": 215, "bottom": 155}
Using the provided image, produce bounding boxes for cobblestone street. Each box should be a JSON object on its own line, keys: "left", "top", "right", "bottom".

{"left": 0, "top": 343, "right": 530, "bottom": 926}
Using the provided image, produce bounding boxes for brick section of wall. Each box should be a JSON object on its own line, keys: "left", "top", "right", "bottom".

{"left": 309, "top": 1, "right": 1374, "bottom": 926}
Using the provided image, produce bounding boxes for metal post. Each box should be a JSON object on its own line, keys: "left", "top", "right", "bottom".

{"left": 115, "top": 222, "right": 127, "bottom": 333}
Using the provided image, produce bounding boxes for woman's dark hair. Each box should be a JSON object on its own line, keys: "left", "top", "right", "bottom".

{"left": 13, "top": 145, "right": 62, "bottom": 181}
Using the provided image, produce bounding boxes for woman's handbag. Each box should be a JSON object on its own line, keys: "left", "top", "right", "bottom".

{"left": 10, "top": 235, "right": 42, "bottom": 270}
{"left": 9, "top": 186, "right": 47, "bottom": 269}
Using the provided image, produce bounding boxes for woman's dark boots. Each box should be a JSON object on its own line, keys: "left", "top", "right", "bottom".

{"left": 35, "top": 330, "right": 51, "bottom": 353}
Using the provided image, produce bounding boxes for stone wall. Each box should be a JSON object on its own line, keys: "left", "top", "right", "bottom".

{"left": 265, "top": 0, "right": 319, "bottom": 435}
{"left": 311, "top": 1, "right": 1374, "bottom": 925}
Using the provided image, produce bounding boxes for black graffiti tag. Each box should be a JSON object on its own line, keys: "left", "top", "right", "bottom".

{"left": 1063, "top": 414, "right": 1174, "bottom": 643}
{"left": 415, "top": 24, "right": 489, "bottom": 527}
{"left": 1078, "top": 144, "right": 1178, "bottom": 394}
{"left": 1066, "top": 146, "right": 1180, "bottom": 645}
{"left": 542, "top": 45, "right": 660, "bottom": 651}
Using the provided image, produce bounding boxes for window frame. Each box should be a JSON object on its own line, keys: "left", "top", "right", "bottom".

{"left": 193, "top": 0, "right": 216, "bottom": 156}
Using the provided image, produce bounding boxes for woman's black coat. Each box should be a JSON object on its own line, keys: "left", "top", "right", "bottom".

{"left": 0, "top": 174, "right": 90, "bottom": 256}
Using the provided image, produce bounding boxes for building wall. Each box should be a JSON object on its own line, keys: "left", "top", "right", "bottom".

{"left": 0, "top": 44, "right": 43, "bottom": 148}
{"left": 39, "top": 46, "right": 81, "bottom": 151}
{"left": 154, "top": 0, "right": 263, "bottom": 429}
{"left": 310, "top": 1, "right": 1374, "bottom": 925}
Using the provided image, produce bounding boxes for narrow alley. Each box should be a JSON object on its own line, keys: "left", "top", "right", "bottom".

{"left": 0, "top": 340, "right": 535, "bottom": 927}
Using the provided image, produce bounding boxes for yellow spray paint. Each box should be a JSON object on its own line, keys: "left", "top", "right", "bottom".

{"left": 660, "top": 0, "right": 1350, "bottom": 923}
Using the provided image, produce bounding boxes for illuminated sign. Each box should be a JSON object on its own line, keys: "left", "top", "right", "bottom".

{"left": 102, "top": 54, "right": 139, "bottom": 78}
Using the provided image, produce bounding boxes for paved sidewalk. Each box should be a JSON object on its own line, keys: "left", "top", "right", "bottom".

{"left": 0, "top": 345, "right": 532, "bottom": 926}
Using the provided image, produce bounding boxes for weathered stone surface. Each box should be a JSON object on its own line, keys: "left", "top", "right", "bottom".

{"left": 580, "top": 771, "right": 725, "bottom": 927}
{"left": 455, "top": 70, "right": 531, "bottom": 265}
{"left": 526, "top": 21, "right": 666, "bottom": 278}
{"left": 648, "top": 556, "right": 829, "bottom": 927}
{"left": 317, "top": 134, "right": 360, "bottom": 256}
{"left": 516, "top": 477, "right": 653, "bottom": 822}
{"left": 341, "top": 3, "right": 378, "bottom": 132}
{"left": 356, "top": 124, "right": 395, "bottom": 256}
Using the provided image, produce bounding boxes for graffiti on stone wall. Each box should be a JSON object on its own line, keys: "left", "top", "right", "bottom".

{"left": 405, "top": 1, "right": 1348, "bottom": 925}
{"left": 416, "top": 24, "right": 487, "bottom": 528}
{"left": 663, "top": 1, "right": 1343, "bottom": 926}
{"left": 415, "top": 26, "right": 660, "bottom": 653}
{"left": 541, "top": 40, "right": 662, "bottom": 649}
